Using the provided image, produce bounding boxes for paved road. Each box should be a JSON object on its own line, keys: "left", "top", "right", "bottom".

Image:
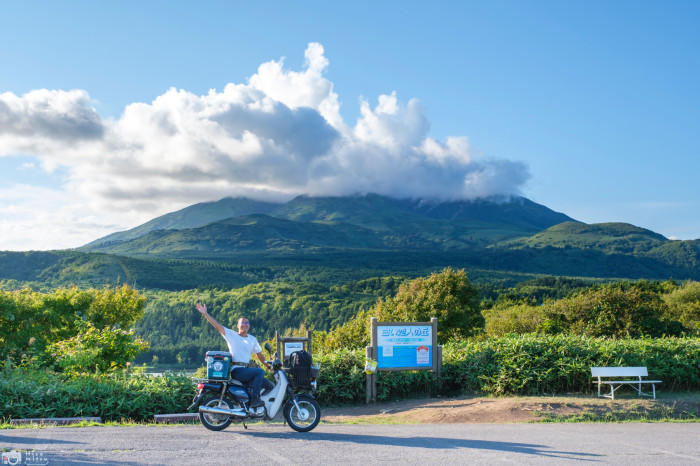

{"left": 1, "top": 423, "right": 699, "bottom": 465}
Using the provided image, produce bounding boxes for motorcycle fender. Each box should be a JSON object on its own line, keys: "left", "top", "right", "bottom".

{"left": 188, "top": 382, "right": 224, "bottom": 410}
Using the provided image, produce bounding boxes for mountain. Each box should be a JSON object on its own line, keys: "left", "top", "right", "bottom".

{"left": 83, "top": 214, "right": 389, "bottom": 256}
{"left": 84, "top": 197, "right": 281, "bottom": 248}
{"left": 82, "top": 193, "right": 576, "bottom": 253}
{"left": 2, "top": 194, "right": 698, "bottom": 290}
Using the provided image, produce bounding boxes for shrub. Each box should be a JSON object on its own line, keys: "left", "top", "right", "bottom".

{"left": 663, "top": 281, "right": 700, "bottom": 334}
{"left": 313, "top": 335, "right": 699, "bottom": 404}
{"left": 46, "top": 321, "right": 149, "bottom": 373}
{"left": 0, "top": 367, "right": 194, "bottom": 422}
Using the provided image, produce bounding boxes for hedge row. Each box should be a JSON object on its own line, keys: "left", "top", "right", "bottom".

{"left": 2, "top": 336, "right": 698, "bottom": 420}
{"left": 314, "top": 335, "right": 700, "bottom": 404}
{"left": 0, "top": 369, "right": 193, "bottom": 422}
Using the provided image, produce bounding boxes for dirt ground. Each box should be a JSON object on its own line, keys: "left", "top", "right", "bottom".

{"left": 322, "top": 393, "right": 700, "bottom": 423}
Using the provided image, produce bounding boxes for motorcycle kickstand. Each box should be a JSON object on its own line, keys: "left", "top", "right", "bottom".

{"left": 242, "top": 422, "right": 247, "bottom": 430}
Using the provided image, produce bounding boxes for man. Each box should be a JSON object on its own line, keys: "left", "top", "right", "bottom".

{"left": 196, "top": 303, "right": 271, "bottom": 409}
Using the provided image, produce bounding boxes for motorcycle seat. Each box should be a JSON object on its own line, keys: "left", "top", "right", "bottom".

{"left": 229, "top": 378, "right": 245, "bottom": 386}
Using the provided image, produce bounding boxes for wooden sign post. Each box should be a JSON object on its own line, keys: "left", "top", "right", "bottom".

{"left": 366, "top": 316, "right": 441, "bottom": 403}
{"left": 275, "top": 330, "right": 312, "bottom": 367}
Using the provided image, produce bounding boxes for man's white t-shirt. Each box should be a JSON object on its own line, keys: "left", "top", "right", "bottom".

{"left": 223, "top": 327, "right": 262, "bottom": 363}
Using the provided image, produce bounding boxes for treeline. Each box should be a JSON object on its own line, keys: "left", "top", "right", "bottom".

{"left": 3, "top": 271, "right": 696, "bottom": 367}
{"left": 133, "top": 276, "right": 406, "bottom": 364}
{"left": 315, "top": 273, "right": 698, "bottom": 353}
{"left": 482, "top": 280, "right": 699, "bottom": 338}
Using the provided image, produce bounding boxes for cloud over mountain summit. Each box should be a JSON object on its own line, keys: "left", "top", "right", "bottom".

{"left": 0, "top": 43, "right": 529, "bottom": 249}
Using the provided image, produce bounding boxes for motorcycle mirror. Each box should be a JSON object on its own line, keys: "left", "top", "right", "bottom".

{"left": 264, "top": 342, "right": 272, "bottom": 353}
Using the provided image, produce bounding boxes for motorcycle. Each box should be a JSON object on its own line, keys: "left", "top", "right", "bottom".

{"left": 188, "top": 343, "right": 321, "bottom": 432}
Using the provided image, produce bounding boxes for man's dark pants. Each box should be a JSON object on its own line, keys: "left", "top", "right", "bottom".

{"left": 231, "top": 367, "right": 266, "bottom": 402}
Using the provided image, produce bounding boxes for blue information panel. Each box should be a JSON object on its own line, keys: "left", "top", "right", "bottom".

{"left": 376, "top": 325, "right": 432, "bottom": 369}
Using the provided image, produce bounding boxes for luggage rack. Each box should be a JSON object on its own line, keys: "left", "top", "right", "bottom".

{"left": 191, "top": 377, "right": 218, "bottom": 384}
{"left": 285, "top": 363, "right": 320, "bottom": 388}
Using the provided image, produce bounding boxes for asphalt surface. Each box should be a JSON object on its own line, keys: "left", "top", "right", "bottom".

{"left": 1, "top": 422, "right": 699, "bottom": 465}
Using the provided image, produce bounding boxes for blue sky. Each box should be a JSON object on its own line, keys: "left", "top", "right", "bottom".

{"left": 0, "top": 1, "right": 699, "bottom": 249}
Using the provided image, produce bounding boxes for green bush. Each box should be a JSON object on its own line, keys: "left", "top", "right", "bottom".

{"left": 47, "top": 321, "right": 149, "bottom": 373}
{"left": 0, "top": 285, "right": 146, "bottom": 368}
{"left": 482, "top": 281, "right": 692, "bottom": 338}
{"left": 664, "top": 281, "right": 700, "bottom": 334}
{"left": 3, "top": 336, "right": 697, "bottom": 419}
{"left": 314, "top": 335, "right": 699, "bottom": 404}
{"left": 0, "top": 367, "right": 193, "bottom": 421}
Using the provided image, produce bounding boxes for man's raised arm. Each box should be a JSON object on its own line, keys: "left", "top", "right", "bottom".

{"left": 196, "top": 303, "right": 225, "bottom": 335}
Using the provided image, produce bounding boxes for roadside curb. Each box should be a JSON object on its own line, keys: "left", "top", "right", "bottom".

{"left": 11, "top": 417, "right": 102, "bottom": 426}
{"left": 153, "top": 413, "right": 199, "bottom": 423}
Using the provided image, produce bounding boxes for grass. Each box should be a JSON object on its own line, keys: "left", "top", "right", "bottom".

{"left": 528, "top": 392, "right": 699, "bottom": 423}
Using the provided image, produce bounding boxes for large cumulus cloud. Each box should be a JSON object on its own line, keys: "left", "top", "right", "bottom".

{"left": 0, "top": 43, "right": 530, "bottom": 249}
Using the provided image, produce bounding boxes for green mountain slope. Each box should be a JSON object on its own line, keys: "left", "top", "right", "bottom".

{"left": 499, "top": 222, "right": 668, "bottom": 254}
{"left": 84, "top": 197, "right": 281, "bottom": 248}
{"left": 3, "top": 195, "right": 698, "bottom": 289}
{"left": 82, "top": 193, "right": 576, "bottom": 254}
{"left": 84, "top": 214, "right": 391, "bottom": 256}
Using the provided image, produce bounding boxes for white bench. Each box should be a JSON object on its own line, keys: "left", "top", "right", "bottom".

{"left": 591, "top": 367, "right": 661, "bottom": 400}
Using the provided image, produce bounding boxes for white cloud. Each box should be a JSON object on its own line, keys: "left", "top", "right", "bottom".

{"left": 0, "top": 42, "right": 530, "bottom": 250}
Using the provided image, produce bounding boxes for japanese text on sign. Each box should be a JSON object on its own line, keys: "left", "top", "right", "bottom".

{"left": 376, "top": 325, "right": 432, "bottom": 368}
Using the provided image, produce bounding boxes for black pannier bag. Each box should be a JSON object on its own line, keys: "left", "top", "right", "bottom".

{"left": 287, "top": 350, "right": 313, "bottom": 388}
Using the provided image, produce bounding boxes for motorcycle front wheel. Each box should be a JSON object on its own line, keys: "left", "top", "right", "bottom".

{"left": 284, "top": 394, "right": 321, "bottom": 432}
{"left": 199, "top": 395, "right": 234, "bottom": 431}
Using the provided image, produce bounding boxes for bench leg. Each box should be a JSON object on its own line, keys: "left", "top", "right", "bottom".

{"left": 652, "top": 384, "right": 655, "bottom": 400}
{"left": 610, "top": 383, "right": 615, "bottom": 400}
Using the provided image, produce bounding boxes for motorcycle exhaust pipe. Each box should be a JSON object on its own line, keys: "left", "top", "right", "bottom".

{"left": 199, "top": 405, "right": 247, "bottom": 418}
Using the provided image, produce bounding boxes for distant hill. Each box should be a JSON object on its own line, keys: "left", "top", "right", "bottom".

{"left": 496, "top": 222, "right": 698, "bottom": 272}
{"left": 82, "top": 193, "right": 576, "bottom": 254}
{"left": 498, "top": 222, "right": 668, "bottom": 254}
{"left": 2, "top": 193, "right": 698, "bottom": 289}
{"left": 84, "top": 197, "right": 281, "bottom": 248}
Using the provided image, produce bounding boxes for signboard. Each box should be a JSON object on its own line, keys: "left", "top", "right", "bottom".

{"left": 376, "top": 324, "right": 432, "bottom": 369}
{"left": 284, "top": 341, "right": 304, "bottom": 357}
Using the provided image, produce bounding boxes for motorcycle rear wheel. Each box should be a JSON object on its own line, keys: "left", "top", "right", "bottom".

{"left": 199, "top": 395, "right": 234, "bottom": 431}
{"left": 284, "top": 394, "right": 321, "bottom": 432}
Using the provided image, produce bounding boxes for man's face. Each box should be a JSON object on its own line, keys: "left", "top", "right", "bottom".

{"left": 237, "top": 318, "right": 250, "bottom": 333}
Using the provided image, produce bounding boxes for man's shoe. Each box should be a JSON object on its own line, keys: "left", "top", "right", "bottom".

{"left": 249, "top": 399, "right": 264, "bottom": 409}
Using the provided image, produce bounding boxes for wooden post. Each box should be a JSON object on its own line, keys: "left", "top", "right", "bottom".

{"left": 431, "top": 317, "right": 438, "bottom": 381}
{"left": 275, "top": 331, "right": 280, "bottom": 357}
{"left": 365, "top": 346, "right": 373, "bottom": 404}
{"left": 367, "top": 317, "right": 379, "bottom": 404}
{"left": 307, "top": 329, "right": 312, "bottom": 355}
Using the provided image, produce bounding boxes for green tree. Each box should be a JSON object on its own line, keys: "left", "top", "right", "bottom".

{"left": 663, "top": 281, "right": 700, "bottom": 334}
{"left": 317, "top": 268, "right": 482, "bottom": 351}
{"left": 47, "top": 320, "right": 149, "bottom": 373}
{"left": 0, "top": 285, "right": 147, "bottom": 369}
{"left": 542, "top": 282, "right": 684, "bottom": 337}
{"left": 371, "top": 268, "right": 482, "bottom": 342}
